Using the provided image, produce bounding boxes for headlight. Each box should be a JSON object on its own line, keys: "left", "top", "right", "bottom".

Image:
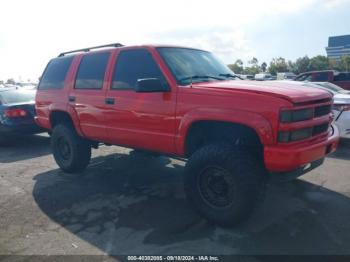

{"left": 280, "top": 108, "right": 313, "bottom": 123}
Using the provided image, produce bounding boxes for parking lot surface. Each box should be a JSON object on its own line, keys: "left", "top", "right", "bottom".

{"left": 1, "top": 134, "right": 350, "bottom": 256}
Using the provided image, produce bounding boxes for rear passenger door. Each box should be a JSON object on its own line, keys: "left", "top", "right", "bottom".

{"left": 69, "top": 52, "right": 111, "bottom": 141}
{"left": 104, "top": 48, "right": 177, "bottom": 154}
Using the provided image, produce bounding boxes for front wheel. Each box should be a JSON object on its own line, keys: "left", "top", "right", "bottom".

{"left": 51, "top": 124, "right": 91, "bottom": 173}
{"left": 184, "top": 143, "right": 266, "bottom": 227}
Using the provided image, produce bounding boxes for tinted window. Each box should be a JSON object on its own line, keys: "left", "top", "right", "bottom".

{"left": 0, "top": 89, "right": 35, "bottom": 105}
{"left": 75, "top": 52, "right": 110, "bottom": 89}
{"left": 112, "top": 49, "right": 167, "bottom": 90}
{"left": 334, "top": 73, "right": 350, "bottom": 81}
{"left": 314, "top": 73, "right": 329, "bottom": 81}
{"left": 38, "top": 56, "right": 73, "bottom": 89}
{"left": 296, "top": 74, "right": 311, "bottom": 81}
{"left": 157, "top": 47, "right": 233, "bottom": 85}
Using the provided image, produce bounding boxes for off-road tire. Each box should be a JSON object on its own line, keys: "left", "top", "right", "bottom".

{"left": 51, "top": 124, "right": 91, "bottom": 173}
{"left": 184, "top": 143, "right": 266, "bottom": 227}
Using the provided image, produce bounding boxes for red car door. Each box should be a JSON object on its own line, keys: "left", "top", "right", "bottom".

{"left": 104, "top": 48, "right": 177, "bottom": 154}
{"left": 68, "top": 51, "right": 111, "bottom": 141}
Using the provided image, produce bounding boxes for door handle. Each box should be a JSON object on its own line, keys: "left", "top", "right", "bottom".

{"left": 68, "top": 96, "right": 76, "bottom": 102}
{"left": 105, "top": 97, "right": 115, "bottom": 105}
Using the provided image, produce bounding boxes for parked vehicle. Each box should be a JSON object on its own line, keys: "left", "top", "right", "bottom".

{"left": 294, "top": 70, "right": 350, "bottom": 90}
{"left": 310, "top": 81, "right": 350, "bottom": 94}
{"left": 277, "top": 72, "right": 296, "bottom": 80}
{"left": 35, "top": 43, "right": 339, "bottom": 227}
{"left": 238, "top": 74, "right": 254, "bottom": 80}
{"left": 312, "top": 82, "right": 350, "bottom": 138}
{"left": 0, "top": 88, "right": 43, "bottom": 143}
{"left": 254, "top": 73, "right": 274, "bottom": 81}
{"left": 16, "top": 83, "right": 37, "bottom": 89}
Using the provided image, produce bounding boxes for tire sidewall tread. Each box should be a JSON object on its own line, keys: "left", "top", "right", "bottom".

{"left": 184, "top": 143, "right": 265, "bottom": 227}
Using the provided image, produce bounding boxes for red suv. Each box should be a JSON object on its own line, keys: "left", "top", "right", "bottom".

{"left": 35, "top": 43, "right": 339, "bottom": 227}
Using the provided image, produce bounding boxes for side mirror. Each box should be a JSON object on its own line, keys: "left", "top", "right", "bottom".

{"left": 135, "top": 78, "right": 169, "bottom": 93}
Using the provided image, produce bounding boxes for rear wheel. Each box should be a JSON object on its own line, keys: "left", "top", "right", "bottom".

{"left": 184, "top": 143, "right": 266, "bottom": 227}
{"left": 51, "top": 124, "right": 91, "bottom": 173}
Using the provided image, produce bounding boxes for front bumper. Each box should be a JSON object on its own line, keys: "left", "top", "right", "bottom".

{"left": 269, "top": 157, "right": 325, "bottom": 182}
{"left": 264, "top": 124, "right": 339, "bottom": 173}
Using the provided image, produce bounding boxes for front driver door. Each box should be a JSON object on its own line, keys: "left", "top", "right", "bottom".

{"left": 104, "top": 48, "right": 177, "bottom": 154}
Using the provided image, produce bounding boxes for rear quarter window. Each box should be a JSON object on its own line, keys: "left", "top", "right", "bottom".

{"left": 38, "top": 56, "right": 74, "bottom": 90}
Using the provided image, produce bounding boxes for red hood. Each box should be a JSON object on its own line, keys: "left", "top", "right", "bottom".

{"left": 192, "top": 80, "right": 332, "bottom": 104}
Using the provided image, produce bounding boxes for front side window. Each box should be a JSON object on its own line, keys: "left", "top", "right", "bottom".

{"left": 38, "top": 56, "right": 74, "bottom": 89}
{"left": 157, "top": 47, "right": 235, "bottom": 85}
{"left": 296, "top": 74, "right": 312, "bottom": 81}
{"left": 112, "top": 49, "right": 167, "bottom": 90}
{"left": 314, "top": 73, "right": 328, "bottom": 81}
{"left": 75, "top": 52, "right": 110, "bottom": 89}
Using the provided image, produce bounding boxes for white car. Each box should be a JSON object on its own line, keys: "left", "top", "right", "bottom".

{"left": 272, "top": 81, "right": 350, "bottom": 138}
{"left": 311, "top": 82, "right": 350, "bottom": 138}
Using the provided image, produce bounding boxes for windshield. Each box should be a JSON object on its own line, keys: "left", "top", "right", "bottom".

{"left": 0, "top": 89, "right": 35, "bottom": 105}
{"left": 157, "top": 47, "right": 235, "bottom": 85}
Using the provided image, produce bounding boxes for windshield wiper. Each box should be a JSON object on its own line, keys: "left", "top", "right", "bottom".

{"left": 179, "top": 75, "right": 224, "bottom": 83}
{"left": 219, "top": 73, "right": 240, "bottom": 79}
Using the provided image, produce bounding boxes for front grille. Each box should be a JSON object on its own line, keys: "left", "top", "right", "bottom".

{"left": 314, "top": 105, "right": 331, "bottom": 118}
{"left": 278, "top": 101, "right": 332, "bottom": 143}
{"left": 312, "top": 123, "right": 329, "bottom": 136}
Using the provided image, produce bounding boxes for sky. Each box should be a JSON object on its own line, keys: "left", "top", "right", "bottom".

{"left": 0, "top": 0, "right": 350, "bottom": 82}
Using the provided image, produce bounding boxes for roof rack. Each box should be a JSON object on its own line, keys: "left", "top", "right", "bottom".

{"left": 58, "top": 43, "right": 124, "bottom": 57}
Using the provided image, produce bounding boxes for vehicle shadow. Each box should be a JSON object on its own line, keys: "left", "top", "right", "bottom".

{"left": 327, "top": 138, "right": 350, "bottom": 160}
{"left": 0, "top": 133, "right": 51, "bottom": 163}
{"left": 33, "top": 150, "right": 350, "bottom": 255}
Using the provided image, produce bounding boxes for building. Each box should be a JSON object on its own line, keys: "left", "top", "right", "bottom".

{"left": 326, "top": 35, "right": 350, "bottom": 61}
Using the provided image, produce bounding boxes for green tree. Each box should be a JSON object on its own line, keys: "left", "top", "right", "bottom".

{"left": 340, "top": 55, "right": 350, "bottom": 72}
{"left": 308, "top": 55, "right": 329, "bottom": 71}
{"left": 287, "top": 60, "right": 295, "bottom": 72}
{"left": 293, "top": 56, "right": 310, "bottom": 74}
{"left": 328, "top": 58, "right": 339, "bottom": 71}
{"left": 268, "top": 57, "right": 288, "bottom": 75}
{"left": 243, "top": 57, "right": 260, "bottom": 75}
{"left": 261, "top": 62, "right": 267, "bottom": 72}
{"left": 227, "top": 59, "right": 244, "bottom": 74}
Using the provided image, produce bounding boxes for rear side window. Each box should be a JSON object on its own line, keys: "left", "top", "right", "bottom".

{"left": 112, "top": 49, "right": 167, "bottom": 90}
{"left": 334, "top": 73, "right": 350, "bottom": 81}
{"left": 75, "top": 52, "right": 110, "bottom": 89}
{"left": 38, "top": 56, "right": 74, "bottom": 89}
